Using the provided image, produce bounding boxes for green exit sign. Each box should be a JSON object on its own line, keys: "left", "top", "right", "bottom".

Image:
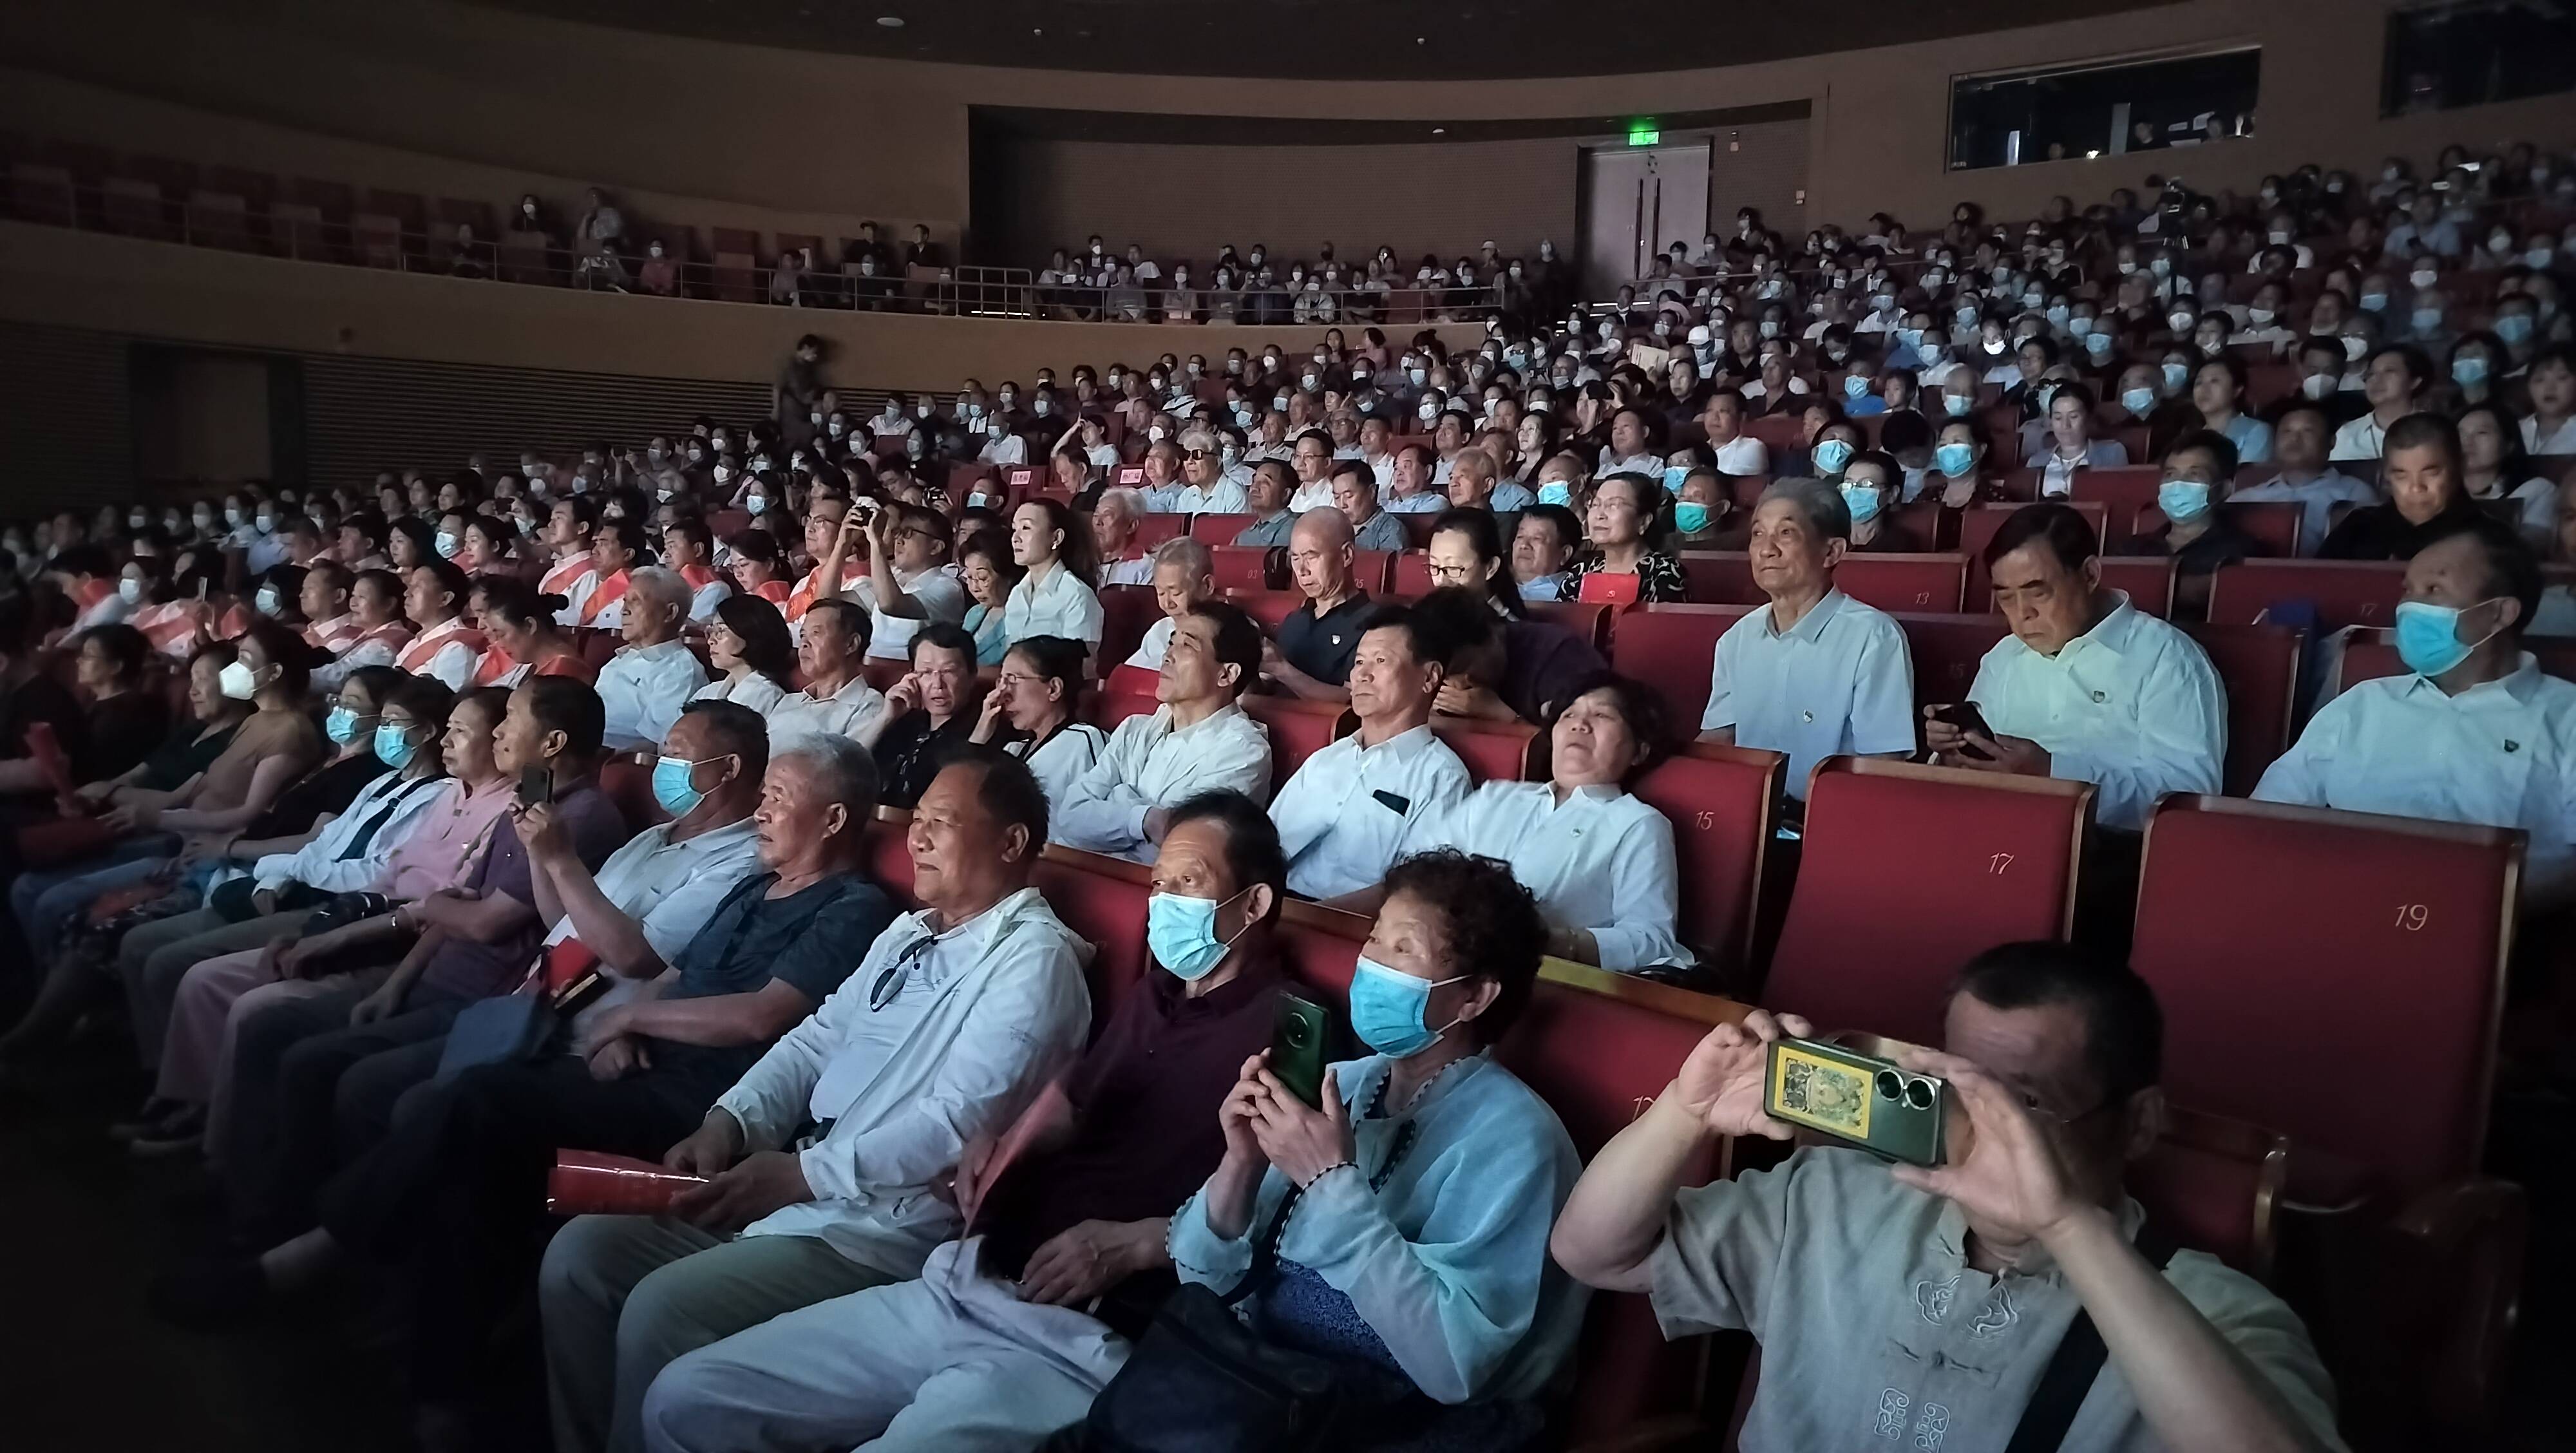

{"left": 1628, "top": 124, "right": 1660, "bottom": 146}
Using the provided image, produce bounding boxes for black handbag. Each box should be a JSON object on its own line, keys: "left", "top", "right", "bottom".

{"left": 1043, "top": 1183, "right": 1431, "bottom": 1453}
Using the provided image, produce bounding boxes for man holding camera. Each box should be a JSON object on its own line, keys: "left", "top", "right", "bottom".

{"left": 1551, "top": 942, "right": 2344, "bottom": 1453}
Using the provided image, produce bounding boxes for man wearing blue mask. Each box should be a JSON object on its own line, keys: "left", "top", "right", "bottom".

{"left": 1270, "top": 607, "right": 1470, "bottom": 898}
{"left": 2257, "top": 518, "right": 2573, "bottom": 909}
{"left": 2110, "top": 432, "right": 2259, "bottom": 620}
{"left": 640, "top": 788, "right": 1285, "bottom": 1453}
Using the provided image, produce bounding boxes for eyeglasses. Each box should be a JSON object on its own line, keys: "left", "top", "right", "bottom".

{"left": 867, "top": 930, "right": 939, "bottom": 1011}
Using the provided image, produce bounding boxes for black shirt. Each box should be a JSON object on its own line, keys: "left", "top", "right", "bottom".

{"left": 75, "top": 691, "right": 171, "bottom": 785}
{"left": 1276, "top": 592, "right": 1375, "bottom": 687}
{"left": 871, "top": 710, "right": 976, "bottom": 810}
{"left": 2113, "top": 517, "right": 2260, "bottom": 578}
{"left": 243, "top": 753, "right": 390, "bottom": 839}
{"left": 0, "top": 671, "right": 83, "bottom": 765}
{"left": 654, "top": 870, "right": 898, "bottom": 1093}
{"left": 2318, "top": 500, "right": 2480, "bottom": 561}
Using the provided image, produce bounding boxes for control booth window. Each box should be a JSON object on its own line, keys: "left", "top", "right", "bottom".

{"left": 1948, "top": 48, "right": 2261, "bottom": 171}
{"left": 2383, "top": 1, "right": 2576, "bottom": 116}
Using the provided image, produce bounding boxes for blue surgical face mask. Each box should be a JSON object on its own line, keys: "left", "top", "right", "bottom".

{"left": 1842, "top": 374, "right": 1870, "bottom": 399}
{"left": 1810, "top": 439, "right": 1854, "bottom": 475}
{"left": 2160, "top": 362, "right": 2190, "bottom": 393}
{"left": 374, "top": 721, "right": 417, "bottom": 770}
{"left": 2393, "top": 598, "right": 2497, "bottom": 677}
{"left": 1146, "top": 888, "right": 1247, "bottom": 982}
{"left": 1537, "top": 481, "right": 1573, "bottom": 508}
{"left": 1674, "top": 500, "right": 1712, "bottom": 533}
{"left": 1944, "top": 394, "right": 1972, "bottom": 417}
{"left": 2496, "top": 314, "right": 2534, "bottom": 345}
{"left": 325, "top": 705, "right": 365, "bottom": 745}
{"left": 2157, "top": 480, "right": 2213, "bottom": 523}
{"left": 2121, "top": 386, "right": 2157, "bottom": 417}
{"left": 1839, "top": 482, "right": 1884, "bottom": 524}
{"left": 652, "top": 754, "right": 723, "bottom": 817}
{"left": 1347, "top": 954, "right": 1469, "bottom": 1058}
{"left": 1661, "top": 465, "right": 1690, "bottom": 494}
{"left": 2451, "top": 356, "right": 2489, "bottom": 386}
{"left": 1935, "top": 442, "right": 1976, "bottom": 477}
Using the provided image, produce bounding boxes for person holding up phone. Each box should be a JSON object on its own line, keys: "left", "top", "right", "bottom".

{"left": 1922, "top": 503, "right": 2224, "bottom": 832}
{"left": 1551, "top": 942, "right": 2345, "bottom": 1453}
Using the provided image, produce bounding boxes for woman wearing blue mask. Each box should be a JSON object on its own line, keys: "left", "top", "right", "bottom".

{"left": 1176, "top": 851, "right": 1586, "bottom": 1431}
{"left": 2110, "top": 431, "right": 2260, "bottom": 619}
{"left": 1801, "top": 419, "right": 1865, "bottom": 488}
{"left": 1839, "top": 452, "right": 1930, "bottom": 553}
{"left": 2443, "top": 333, "right": 2506, "bottom": 411}
{"left": 1931, "top": 417, "right": 1999, "bottom": 511}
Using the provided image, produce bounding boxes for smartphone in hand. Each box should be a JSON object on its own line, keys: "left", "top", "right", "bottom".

{"left": 1763, "top": 1037, "right": 1951, "bottom": 1166}
{"left": 1269, "top": 992, "right": 1336, "bottom": 1109}
{"left": 517, "top": 764, "right": 555, "bottom": 809}
{"left": 1930, "top": 701, "right": 1996, "bottom": 761}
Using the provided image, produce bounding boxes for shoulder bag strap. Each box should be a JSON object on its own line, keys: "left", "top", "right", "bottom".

{"left": 2002, "top": 1218, "right": 2181, "bottom": 1453}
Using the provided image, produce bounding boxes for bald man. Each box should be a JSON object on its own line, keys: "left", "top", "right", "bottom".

{"left": 1262, "top": 508, "right": 1370, "bottom": 702}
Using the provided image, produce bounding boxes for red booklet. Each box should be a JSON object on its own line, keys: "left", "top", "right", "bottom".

{"left": 545, "top": 1150, "right": 707, "bottom": 1217}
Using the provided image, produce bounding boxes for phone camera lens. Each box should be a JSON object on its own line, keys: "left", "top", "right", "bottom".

{"left": 1903, "top": 1078, "right": 1936, "bottom": 1110}
{"left": 1873, "top": 1069, "right": 1906, "bottom": 1102}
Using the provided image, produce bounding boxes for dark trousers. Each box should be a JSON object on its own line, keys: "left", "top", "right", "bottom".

{"left": 225, "top": 982, "right": 466, "bottom": 1237}
{"left": 316, "top": 1054, "right": 715, "bottom": 1400}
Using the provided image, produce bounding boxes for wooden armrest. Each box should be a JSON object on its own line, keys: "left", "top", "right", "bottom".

{"left": 2390, "top": 1174, "right": 2526, "bottom": 1260}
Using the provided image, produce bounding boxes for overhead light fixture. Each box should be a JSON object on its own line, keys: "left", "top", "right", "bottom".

{"left": 876, "top": 14, "right": 905, "bottom": 26}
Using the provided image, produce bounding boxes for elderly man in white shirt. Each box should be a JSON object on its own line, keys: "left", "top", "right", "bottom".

{"left": 595, "top": 567, "right": 712, "bottom": 753}
{"left": 2257, "top": 520, "right": 2575, "bottom": 907}
{"left": 1056, "top": 602, "right": 1273, "bottom": 862}
{"left": 539, "top": 750, "right": 1090, "bottom": 1453}
{"left": 767, "top": 599, "right": 893, "bottom": 750}
{"left": 1091, "top": 488, "right": 1159, "bottom": 588}
{"left": 842, "top": 502, "right": 967, "bottom": 662}
{"left": 2230, "top": 402, "right": 2380, "bottom": 555}
{"left": 1699, "top": 480, "right": 1917, "bottom": 799}
{"left": 1168, "top": 430, "right": 1250, "bottom": 514}
{"left": 1925, "top": 504, "right": 2225, "bottom": 833}
{"left": 1269, "top": 607, "right": 1470, "bottom": 898}
{"left": 1120, "top": 537, "right": 1217, "bottom": 684}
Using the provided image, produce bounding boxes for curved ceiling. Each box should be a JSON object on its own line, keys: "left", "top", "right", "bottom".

{"left": 475, "top": 0, "right": 2175, "bottom": 82}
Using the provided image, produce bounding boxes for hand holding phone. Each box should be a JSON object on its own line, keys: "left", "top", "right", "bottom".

{"left": 1925, "top": 701, "right": 1996, "bottom": 762}
{"left": 1268, "top": 992, "right": 1336, "bottom": 1109}
{"left": 517, "top": 764, "right": 555, "bottom": 808}
{"left": 1763, "top": 1037, "right": 1951, "bottom": 1166}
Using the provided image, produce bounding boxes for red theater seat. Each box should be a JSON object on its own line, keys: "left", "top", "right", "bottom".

{"left": 2179, "top": 622, "right": 2301, "bottom": 795}
{"left": 1350, "top": 549, "right": 1394, "bottom": 594}
{"left": 2095, "top": 556, "right": 2176, "bottom": 618}
{"left": 1097, "top": 585, "right": 1160, "bottom": 672}
{"left": 1526, "top": 599, "right": 1611, "bottom": 652}
{"left": 1629, "top": 744, "right": 1785, "bottom": 975}
{"left": 2327, "top": 627, "right": 2576, "bottom": 699}
{"left": 1427, "top": 717, "right": 1539, "bottom": 784}
{"left": 1276, "top": 898, "right": 1370, "bottom": 1003}
{"left": 1131, "top": 513, "right": 1186, "bottom": 550}
{"left": 598, "top": 757, "right": 669, "bottom": 830}
{"left": 2205, "top": 558, "right": 2407, "bottom": 630}
{"left": 2063, "top": 468, "right": 2166, "bottom": 544}
{"left": 1388, "top": 551, "right": 1431, "bottom": 599}
{"left": 1033, "top": 846, "right": 1155, "bottom": 1027}
{"left": 1891, "top": 612, "right": 2011, "bottom": 711}
{"left": 864, "top": 806, "right": 917, "bottom": 906}
{"left": 1609, "top": 603, "right": 1753, "bottom": 728}
{"left": 1224, "top": 589, "right": 1302, "bottom": 632}
{"left": 1835, "top": 554, "right": 1970, "bottom": 615}
{"left": 1188, "top": 513, "right": 1255, "bottom": 544}
{"left": 1210, "top": 546, "right": 1274, "bottom": 593}
{"left": 1242, "top": 695, "right": 1349, "bottom": 789}
{"left": 1678, "top": 553, "right": 1758, "bottom": 605}
{"left": 1763, "top": 758, "right": 2090, "bottom": 1047}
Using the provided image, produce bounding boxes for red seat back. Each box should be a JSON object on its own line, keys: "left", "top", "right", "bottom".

{"left": 2224, "top": 501, "right": 2304, "bottom": 561}
{"left": 1609, "top": 603, "right": 1753, "bottom": 728}
{"left": 598, "top": 757, "right": 670, "bottom": 830}
{"left": 1426, "top": 717, "right": 1538, "bottom": 784}
{"left": 1765, "top": 759, "right": 2090, "bottom": 1046}
{"left": 1189, "top": 513, "right": 1255, "bottom": 544}
{"left": 1210, "top": 546, "right": 1273, "bottom": 593}
{"left": 1276, "top": 900, "right": 1368, "bottom": 1004}
{"left": 1225, "top": 589, "right": 1303, "bottom": 632}
{"left": 1350, "top": 549, "right": 1394, "bottom": 594}
{"left": 2125, "top": 1106, "right": 2289, "bottom": 1281}
{"left": 1388, "top": 551, "right": 1432, "bottom": 599}
{"left": 1525, "top": 599, "right": 1610, "bottom": 652}
{"left": 1034, "top": 847, "right": 1156, "bottom": 1029}
{"left": 1242, "top": 696, "right": 1347, "bottom": 791}
{"left": 1132, "top": 513, "right": 1187, "bottom": 550}
{"left": 1497, "top": 965, "right": 1750, "bottom": 1444}
{"left": 2205, "top": 558, "right": 2407, "bottom": 629}
{"left": 2180, "top": 622, "right": 2302, "bottom": 795}
{"left": 1836, "top": 554, "right": 1969, "bottom": 615}
{"left": 2067, "top": 468, "right": 2166, "bottom": 545}
{"left": 2131, "top": 796, "right": 2521, "bottom": 1193}
{"left": 864, "top": 808, "right": 918, "bottom": 906}
{"left": 1678, "top": 553, "right": 1758, "bottom": 605}
{"left": 1890, "top": 612, "right": 2011, "bottom": 710}
{"left": 1095, "top": 585, "right": 1160, "bottom": 672}
{"left": 2096, "top": 556, "right": 2177, "bottom": 618}
{"left": 1629, "top": 745, "right": 1785, "bottom": 973}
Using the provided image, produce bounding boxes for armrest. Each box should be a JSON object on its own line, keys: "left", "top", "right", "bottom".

{"left": 2389, "top": 1174, "right": 2526, "bottom": 1258}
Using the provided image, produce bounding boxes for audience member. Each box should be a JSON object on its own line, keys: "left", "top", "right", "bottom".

{"left": 2233, "top": 402, "right": 2377, "bottom": 555}
{"left": 871, "top": 623, "right": 983, "bottom": 809}
{"left": 1269, "top": 605, "right": 1470, "bottom": 898}
{"left": 972, "top": 633, "right": 1106, "bottom": 812}
{"left": 1056, "top": 603, "right": 1272, "bottom": 862}
{"left": 1003, "top": 499, "right": 1105, "bottom": 649}
{"left": 766, "top": 599, "right": 891, "bottom": 750}
{"left": 596, "top": 567, "right": 712, "bottom": 752}
{"left": 2113, "top": 431, "right": 2262, "bottom": 618}
{"left": 397, "top": 561, "right": 488, "bottom": 691}
{"left": 2320, "top": 413, "right": 2482, "bottom": 559}
{"left": 846, "top": 501, "right": 969, "bottom": 661}
{"left": 1331, "top": 457, "right": 1409, "bottom": 553}
{"left": 1264, "top": 508, "right": 1372, "bottom": 702}
{"left": 1234, "top": 461, "right": 1300, "bottom": 546}
{"left": 1564, "top": 471, "right": 1685, "bottom": 602}
{"left": 690, "top": 594, "right": 796, "bottom": 716}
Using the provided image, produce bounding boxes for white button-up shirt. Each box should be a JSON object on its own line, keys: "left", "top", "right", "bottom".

{"left": 766, "top": 673, "right": 893, "bottom": 750}
{"left": 1270, "top": 724, "right": 1472, "bottom": 898}
{"left": 1402, "top": 781, "right": 1685, "bottom": 972}
{"left": 2329, "top": 412, "right": 2394, "bottom": 462}
{"left": 1003, "top": 721, "right": 1106, "bottom": 813}
{"left": 1004, "top": 562, "right": 1106, "bottom": 648}
{"left": 714, "top": 887, "right": 1093, "bottom": 1277}
{"left": 249, "top": 768, "right": 448, "bottom": 895}
{"left": 2257, "top": 656, "right": 2576, "bottom": 904}
{"left": 864, "top": 564, "right": 969, "bottom": 661}
{"left": 596, "top": 637, "right": 712, "bottom": 751}
{"left": 547, "top": 816, "right": 764, "bottom": 962}
{"left": 1126, "top": 616, "right": 1177, "bottom": 670}
{"left": 1101, "top": 554, "right": 1156, "bottom": 588}
{"left": 2231, "top": 470, "right": 2380, "bottom": 555}
{"left": 690, "top": 670, "right": 790, "bottom": 717}
{"left": 1702, "top": 590, "right": 1917, "bottom": 799}
{"left": 2523, "top": 415, "right": 2576, "bottom": 456}
{"left": 1712, "top": 436, "right": 1771, "bottom": 475}
{"left": 1967, "top": 593, "right": 2226, "bottom": 831}
{"left": 1054, "top": 701, "right": 1273, "bottom": 862}
{"left": 1170, "top": 477, "right": 1250, "bottom": 514}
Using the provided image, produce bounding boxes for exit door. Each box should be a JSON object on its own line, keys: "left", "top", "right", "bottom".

{"left": 1579, "top": 142, "right": 1711, "bottom": 303}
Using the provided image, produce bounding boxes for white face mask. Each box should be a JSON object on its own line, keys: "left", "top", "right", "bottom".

{"left": 118, "top": 576, "right": 144, "bottom": 603}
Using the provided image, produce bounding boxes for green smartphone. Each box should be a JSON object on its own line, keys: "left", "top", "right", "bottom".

{"left": 1270, "top": 992, "right": 1335, "bottom": 1109}
{"left": 1763, "top": 1036, "right": 1949, "bottom": 1166}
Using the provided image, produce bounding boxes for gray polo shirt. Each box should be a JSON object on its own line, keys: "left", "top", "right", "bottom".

{"left": 1649, "top": 1146, "right": 2345, "bottom": 1453}
{"left": 1700, "top": 589, "right": 1917, "bottom": 798}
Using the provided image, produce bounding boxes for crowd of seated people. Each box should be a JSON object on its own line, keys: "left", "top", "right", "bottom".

{"left": 0, "top": 132, "right": 2571, "bottom": 1452}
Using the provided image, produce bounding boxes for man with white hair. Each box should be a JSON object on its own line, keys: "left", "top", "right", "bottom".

{"left": 1092, "top": 488, "right": 1157, "bottom": 587}
{"left": 1168, "top": 432, "right": 1249, "bottom": 513}
{"left": 597, "top": 566, "right": 712, "bottom": 751}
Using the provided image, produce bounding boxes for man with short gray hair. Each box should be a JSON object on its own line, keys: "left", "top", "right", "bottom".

{"left": 1168, "top": 430, "right": 1249, "bottom": 513}
{"left": 1697, "top": 479, "right": 1914, "bottom": 801}
{"left": 599, "top": 565, "right": 712, "bottom": 750}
